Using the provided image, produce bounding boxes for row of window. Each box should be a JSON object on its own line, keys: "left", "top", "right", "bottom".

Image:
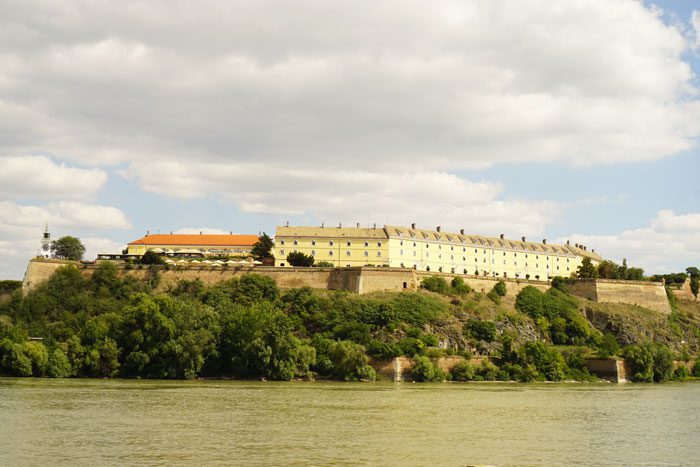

{"left": 280, "top": 239, "right": 383, "bottom": 247}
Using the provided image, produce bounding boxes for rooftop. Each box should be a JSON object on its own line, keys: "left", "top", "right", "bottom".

{"left": 128, "top": 234, "right": 259, "bottom": 247}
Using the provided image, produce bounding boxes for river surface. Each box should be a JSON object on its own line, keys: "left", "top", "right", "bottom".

{"left": 0, "top": 378, "right": 698, "bottom": 466}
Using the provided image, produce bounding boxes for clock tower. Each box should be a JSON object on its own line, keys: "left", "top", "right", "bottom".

{"left": 39, "top": 223, "right": 52, "bottom": 258}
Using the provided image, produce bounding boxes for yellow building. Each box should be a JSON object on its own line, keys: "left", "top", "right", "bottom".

{"left": 126, "top": 233, "right": 259, "bottom": 257}
{"left": 274, "top": 224, "right": 602, "bottom": 281}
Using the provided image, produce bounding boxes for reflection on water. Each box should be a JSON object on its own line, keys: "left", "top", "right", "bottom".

{"left": 0, "top": 378, "right": 698, "bottom": 466}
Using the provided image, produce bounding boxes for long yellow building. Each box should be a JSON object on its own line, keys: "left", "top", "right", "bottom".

{"left": 274, "top": 224, "right": 602, "bottom": 281}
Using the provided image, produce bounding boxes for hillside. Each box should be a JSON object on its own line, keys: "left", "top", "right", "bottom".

{"left": 0, "top": 263, "right": 698, "bottom": 382}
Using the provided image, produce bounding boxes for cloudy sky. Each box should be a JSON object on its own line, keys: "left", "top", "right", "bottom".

{"left": 1, "top": 0, "right": 699, "bottom": 279}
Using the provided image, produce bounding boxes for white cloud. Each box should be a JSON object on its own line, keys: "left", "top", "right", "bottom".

{"left": 0, "top": 0, "right": 697, "bottom": 170}
{"left": 692, "top": 10, "right": 700, "bottom": 49}
{"left": 0, "top": 201, "right": 131, "bottom": 279}
{"left": 123, "top": 160, "right": 556, "bottom": 238}
{"left": 0, "top": 155, "right": 107, "bottom": 200}
{"left": 562, "top": 210, "right": 700, "bottom": 274}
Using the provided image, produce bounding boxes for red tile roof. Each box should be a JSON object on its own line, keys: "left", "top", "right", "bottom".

{"left": 128, "top": 234, "right": 259, "bottom": 247}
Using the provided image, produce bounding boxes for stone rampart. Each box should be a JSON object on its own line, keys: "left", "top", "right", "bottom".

{"left": 21, "top": 260, "right": 671, "bottom": 314}
{"left": 567, "top": 279, "right": 671, "bottom": 315}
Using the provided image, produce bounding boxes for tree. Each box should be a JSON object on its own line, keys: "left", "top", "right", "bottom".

{"left": 51, "top": 236, "right": 86, "bottom": 261}
{"left": 140, "top": 250, "right": 164, "bottom": 265}
{"left": 250, "top": 233, "right": 274, "bottom": 260}
{"left": 597, "top": 260, "right": 620, "bottom": 279}
{"left": 493, "top": 280, "right": 507, "bottom": 297}
{"left": 420, "top": 276, "right": 449, "bottom": 294}
{"left": 286, "top": 252, "right": 315, "bottom": 267}
{"left": 687, "top": 267, "right": 699, "bottom": 299}
{"left": 576, "top": 257, "right": 598, "bottom": 279}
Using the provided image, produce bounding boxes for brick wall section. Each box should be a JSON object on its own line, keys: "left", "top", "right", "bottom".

{"left": 22, "top": 259, "right": 81, "bottom": 293}
{"left": 565, "top": 281, "right": 597, "bottom": 301}
{"left": 671, "top": 279, "right": 696, "bottom": 301}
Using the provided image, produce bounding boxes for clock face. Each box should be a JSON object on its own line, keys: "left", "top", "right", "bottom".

{"left": 42, "top": 243, "right": 49, "bottom": 251}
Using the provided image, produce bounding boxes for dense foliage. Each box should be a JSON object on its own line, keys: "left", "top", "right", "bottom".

{"left": 51, "top": 236, "right": 86, "bottom": 261}
{"left": 286, "top": 252, "right": 315, "bottom": 267}
{"left": 250, "top": 233, "right": 274, "bottom": 261}
{"left": 0, "top": 266, "right": 692, "bottom": 383}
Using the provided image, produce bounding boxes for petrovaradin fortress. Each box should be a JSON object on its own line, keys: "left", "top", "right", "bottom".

{"left": 23, "top": 259, "right": 672, "bottom": 315}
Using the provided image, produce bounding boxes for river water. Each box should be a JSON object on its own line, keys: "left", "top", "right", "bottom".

{"left": 0, "top": 378, "right": 698, "bottom": 466}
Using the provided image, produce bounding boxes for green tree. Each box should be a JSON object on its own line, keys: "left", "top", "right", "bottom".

{"left": 47, "top": 348, "right": 72, "bottom": 378}
{"left": 411, "top": 356, "right": 444, "bottom": 382}
{"left": 326, "top": 340, "right": 376, "bottom": 381}
{"left": 493, "top": 280, "right": 507, "bottom": 297}
{"left": 0, "top": 339, "right": 33, "bottom": 376}
{"left": 51, "top": 236, "right": 86, "bottom": 261}
{"left": 140, "top": 250, "right": 165, "bottom": 265}
{"left": 523, "top": 341, "right": 565, "bottom": 381}
{"left": 687, "top": 267, "right": 699, "bottom": 298}
{"left": 450, "top": 277, "right": 472, "bottom": 294}
{"left": 576, "top": 257, "right": 598, "bottom": 279}
{"left": 420, "top": 276, "right": 449, "bottom": 294}
{"left": 286, "top": 251, "right": 315, "bottom": 267}
{"left": 250, "top": 233, "right": 274, "bottom": 260}
{"left": 450, "top": 361, "right": 476, "bottom": 381}
{"left": 597, "top": 260, "right": 620, "bottom": 279}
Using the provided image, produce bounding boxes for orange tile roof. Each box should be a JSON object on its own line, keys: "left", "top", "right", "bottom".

{"left": 128, "top": 234, "right": 259, "bottom": 247}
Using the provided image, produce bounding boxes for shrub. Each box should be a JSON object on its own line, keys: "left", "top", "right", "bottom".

{"left": 411, "top": 356, "right": 444, "bottom": 382}
{"left": 327, "top": 340, "right": 375, "bottom": 381}
{"left": 515, "top": 286, "right": 545, "bottom": 318}
{"left": 493, "top": 281, "right": 507, "bottom": 297}
{"left": 673, "top": 365, "right": 689, "bottom": 382}
{"left": 450, "top": 277, "right": 472, "bottom": 295}
{"left": 397, "top": 337, "right": 424, "bottom": 356}
{"left": 474, "top": 359, "right": 499, "bottom": 381}
{"left": 693, "top": 358, "right": 700, "bottom": 377}
{"left": 450, "top": 361, "right": 476, "bottom": 381}
{"left": 367, "top": 340, "right": 402, "bottom": 359}
{"left": 465, "top": 319, "right": 497, "bottom": 342}
{"left": 420, "top": 276, "right": 449, "bottom": 294}
{"left": 596, "top": 333, "right": 620, "bottom": 359}
{"left": 314, "top": 261, "right": 334, "bottom": 267}
{"left": 523, "top": 341, "right": 565, "bottom": 381}
{"left": 0, "top": 339, "right": 33, "bottom": 376}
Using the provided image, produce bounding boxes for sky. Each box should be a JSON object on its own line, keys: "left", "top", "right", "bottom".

{"left": 1, "top": 0, "right": 699, "bottom": 279}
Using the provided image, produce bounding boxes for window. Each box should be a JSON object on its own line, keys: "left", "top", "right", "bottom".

{"left": 400, "top": 240, "right": 403, "bottom": 246}
{"left": 364, "top": 251, "right": 369, "bottom": 257}
{"left": 293, "top": 240, "right": 298, "bottom": 245}
{"left": 400, "top": 250, "right": 404, "bottom": 255}
{"left": 377, "top": 251, "right": 381, "bottom": 257}
{"left": 364, "top": 241, "right": 369, "bottom": 247}
{"left": 280, "top": 262, "right": 285, "bottom": 267}
{"left": 451, "top": 255, "right": 454, "bottom": 260}
{"left": 475, "top": 249, "right": 478, "bottom": 253}
{"left": 377, "top": 242, "right": 382, "bottom": 247}
{"left": 426, "top": 252, "right": 430, "bottom": 257}
{"left": 463, "top": 247, "right": 466, "bottom": 252}
{"left": 503, "top": 251, "right": 506, "bottom": 256}
{"left": 426, "top": 244, "right": 429, "bottom": 248}
{"left": 346, "top": 241, "right": 351, "bottom": 246}
{"left": 329, "top": 250, "right": 334, "bottom": 256}
{"left": 280, "top": 249, "right": 285, "bottom": 255}
{"left": 311, "top": 240, "right": 316, "bottom": 246}
{"left": 413, "top": 251, "right": 417, "bottom": 256}
{"left": 311, "top": 250, "right": 316, "bottom": 256}
{"left": 451, "top": 246, "right": 454, "bottom": 251}
{"left": 329, "top": 240, "right": 334, "bottom": 246}
{"left": 503, "top": 260, "right": 506, "bottom": 265}
{"left": 514, "top": 253, "right": 517, "bottom": 257}
{"left": 280, "top": 240, "right": 285, "bottom": 245}
{"left": 346, "top": 250, "right": 351, "bottom": 256}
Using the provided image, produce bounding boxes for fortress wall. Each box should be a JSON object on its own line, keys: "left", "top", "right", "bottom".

{"left": 22, "top": 259, "right": 82, "bottom": 293}
{"left": 671, "top": 279, "right": 695, "bottom": 301}
{"left": 22, "top": 260, "right": 671, "bottom": 315}
{"left": 565, "top": 281, "right": 598, "bottom": 301}
{"left": 594, "top": 279, "right": 671, "bottom": 315}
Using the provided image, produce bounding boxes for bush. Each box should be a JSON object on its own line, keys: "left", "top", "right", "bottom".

{"left": 420, "top": 276, "right": 449, "bottom": 294}
{"left": 515, "top": 286, "right": 545, "bottom": 318}
{"left": 0, "top": 339, "right": 33, "bottom": 376}
{"left": 465, "top": 319, "right": 497, "bottom": 342}
{"left": 327, "top": 340, "right": 375, "bottom": 381}
{"left": 523, "top": 341, "right": 565, "bottom": 381}
{"left": 493, "top": 281, "right": 507, "bottom": 297}
{"left": 673, "top": 365, "right": 689, "bottom": 382}
{"left": 314, "top": 261, "right": 334, "bottom": 267}
{"left": 450, "top": 361, "right": 476, "bottom": 381}
{"left": 693, "top": 358, "right": 700, "bottom": 377}
{"left": 596, "top": 333, "right": 620, "bottom": 359}
{"left": 411, "top": 356, "right": 444, "bottom": 382}
{"left": 450, "top": 277, "right": 472, "bottom": 295}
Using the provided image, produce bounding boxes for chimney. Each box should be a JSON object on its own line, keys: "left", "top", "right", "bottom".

{"left": 199, "top": 231, "right": 202, "bottom": 235}
{"left": 356, "top": 222, "right": 360, "bottom": 228}
{"left": 460, "top": 229, "right": 464, "bottom": 235}
{"left": 146, "top": 230, "right": 150, "bottom": 235}
{"left": 230, "top": 231, "right": 233, "bottom": 235}
{"left": 286, "top": 220, "right": 289, "bottom": 227}
{"left": 542, "top": 239, "right": 547, "bottom": 244}
{"left": 411, "top": 223, "right": 416, "bottom": 229}
{"left": 321, "top": 222, "right": 324, "bottom": 228}
{"left": 339, "top": 222, "right": 342, "bottom": 228}
{"left": 521, "top": 236, "right": 526, "bottom": 242}
{"left": 436, "top": 226, "right": 441, "bottom": 232}
{"left": 500, "top": 234, "right": 504, "bottom": 240}
{"left": 170, "top": 231, "right": 172, "bottom": 235}
{"left": 583, "top": 246, "right": 587, "bottom": 251}
{"left": 592, "top": 248, "right": 595, "bottom": 254}
{"left": 566, "top": 240, "right": 570, "bottom": 245}
{"left": 373, "top": 223, "right": 376, "bottom": 229}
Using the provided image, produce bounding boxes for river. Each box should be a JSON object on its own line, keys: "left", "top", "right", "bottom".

{"left": 0, "top": 378, "right": 698, "bottom": 466}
